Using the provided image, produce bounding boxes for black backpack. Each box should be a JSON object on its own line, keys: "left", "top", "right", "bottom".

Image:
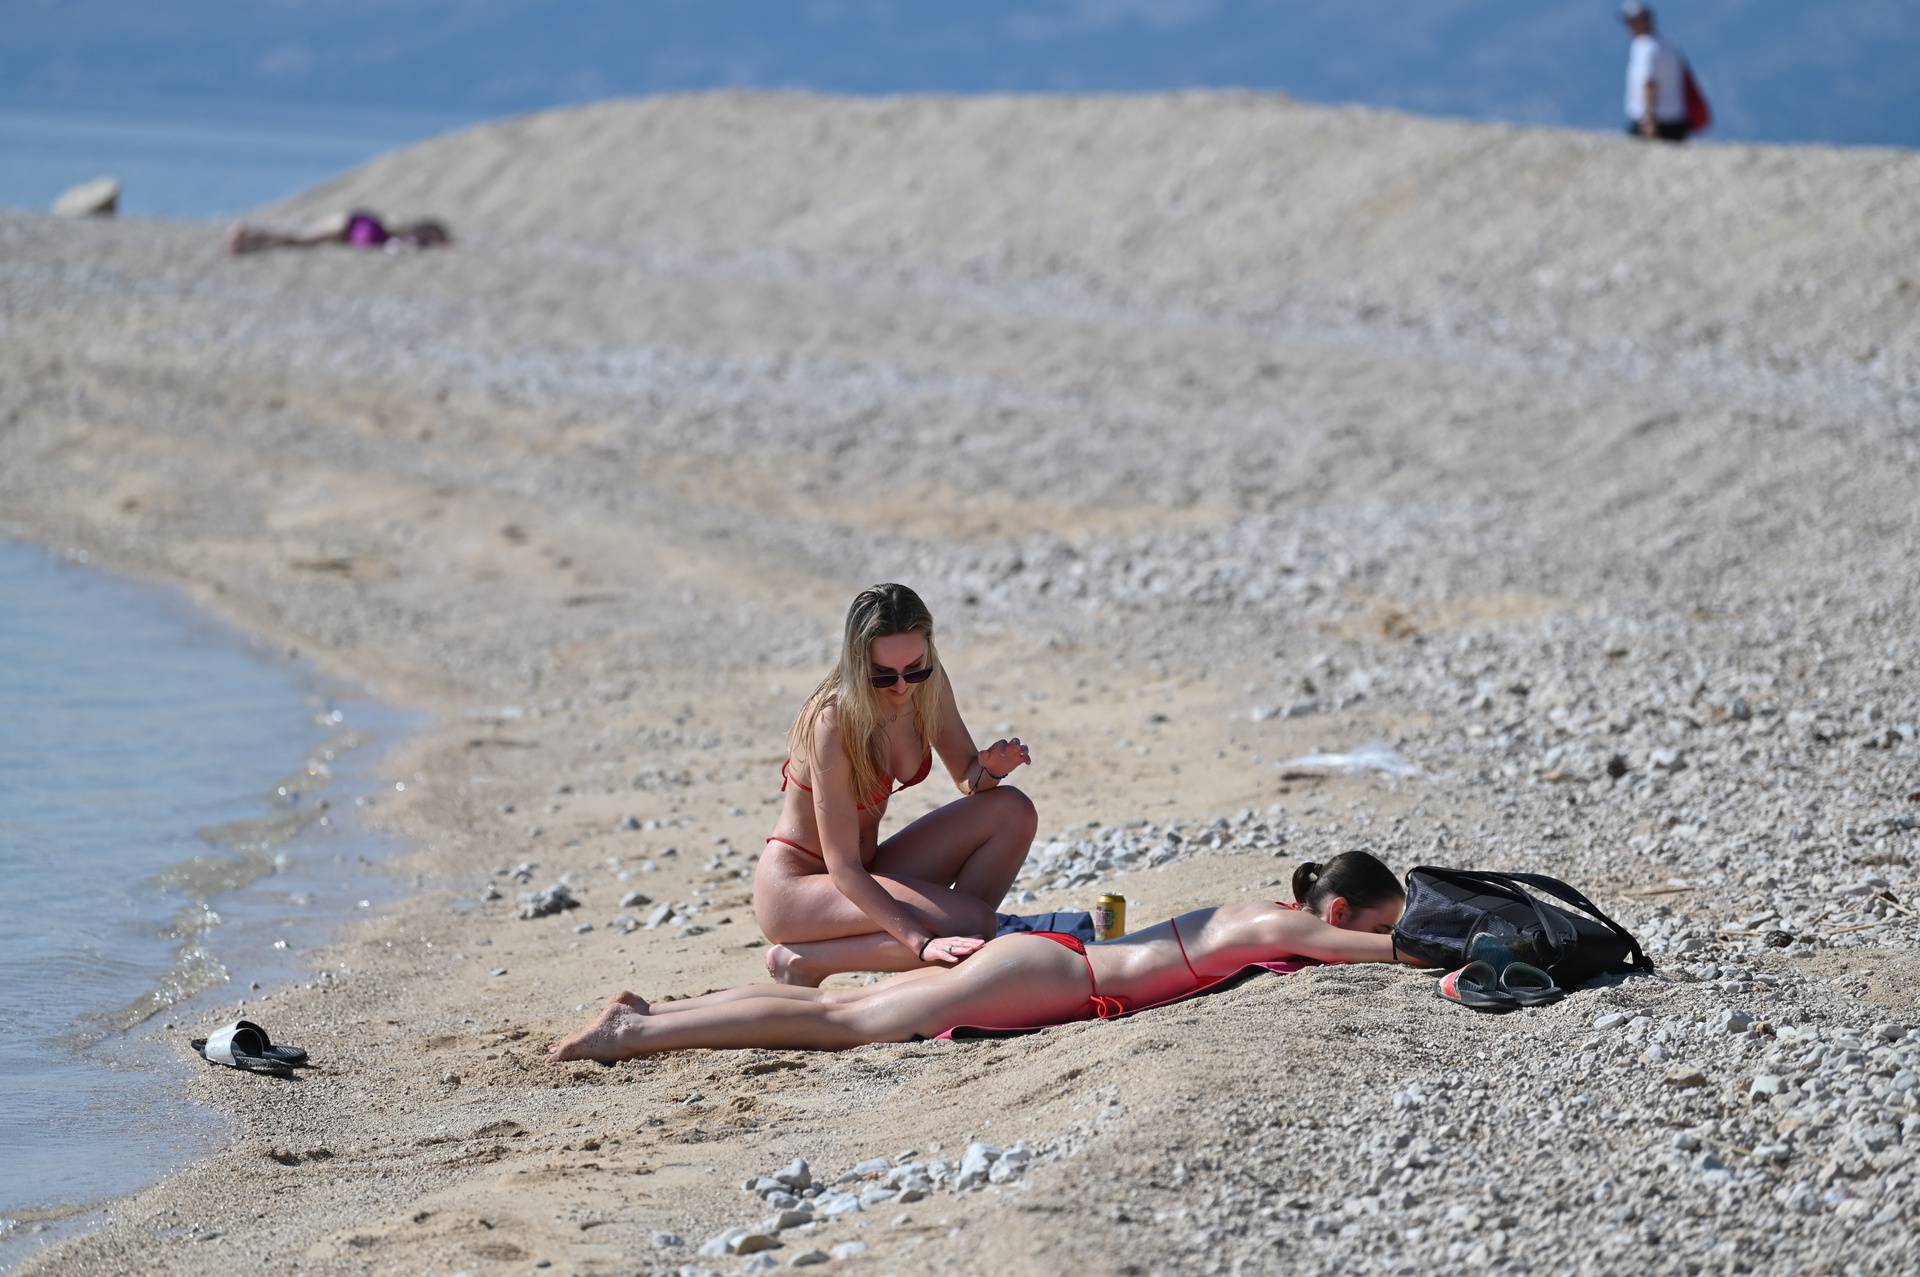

{"left": 1393, "top": 866, "right": 1654, "bottom": 987}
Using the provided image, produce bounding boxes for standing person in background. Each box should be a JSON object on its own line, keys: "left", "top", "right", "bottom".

{"left": 1621, "top": 2, "right": 1690, "bottom": 142}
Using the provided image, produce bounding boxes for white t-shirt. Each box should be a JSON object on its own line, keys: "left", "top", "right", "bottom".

{"left": 1625, "top": 33, "right": 1687, "bottom": 123}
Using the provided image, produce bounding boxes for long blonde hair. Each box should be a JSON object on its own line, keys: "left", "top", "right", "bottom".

{"left": 789, "top": 584, "right": 945, "bottom": 805}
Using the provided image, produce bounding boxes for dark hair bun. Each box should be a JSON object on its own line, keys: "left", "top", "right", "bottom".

{"left": 1295, "top": 851, "right": 1403, "bottom": 915}
{"left": 1290, "top": 861, "right": 1323, "bottom": 904}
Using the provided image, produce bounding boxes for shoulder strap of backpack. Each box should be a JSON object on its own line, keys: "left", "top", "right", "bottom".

{"left": 1409, "top": 866, "right": 1529, "bottom": 898}
{"left": 1496, "top": 871, "right": 1655, "bottom": 971}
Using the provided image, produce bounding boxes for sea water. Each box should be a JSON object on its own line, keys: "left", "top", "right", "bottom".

{"left": 0, "top": 539, "right": 410, "bottom": 1257}
{"left": 0, "top": 101, "right": 477, "bottom": 220}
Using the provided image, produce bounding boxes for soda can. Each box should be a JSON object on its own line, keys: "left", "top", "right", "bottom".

{"left": 1093, "top": 893, "right": 1127, "bottom": 941}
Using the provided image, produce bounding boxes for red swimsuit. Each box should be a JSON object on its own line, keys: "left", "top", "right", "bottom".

{"left": 1027, "top": 902, "right": 1306, "bottom": 1023}
{"left": 765, "top": 747, "right": 934, "bottom": 861}
{"left": 1028, "top": 932, "right": 1130, "bottom": 1019}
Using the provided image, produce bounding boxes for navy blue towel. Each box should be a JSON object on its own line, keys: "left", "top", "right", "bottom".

{"left": 993, "top": 910, "right": 1096, "bottom": 942}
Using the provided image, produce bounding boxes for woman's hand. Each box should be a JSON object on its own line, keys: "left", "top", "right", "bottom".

{"left": 979, "top": 737, "right": 1031, "bottom": 780}
{"left": 919, "top": 936, "right": 985, "bottom": 965}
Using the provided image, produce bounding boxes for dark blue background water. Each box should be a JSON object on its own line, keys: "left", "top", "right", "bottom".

{"left": 2, "top": 1, "right": 1914, "bottom": 220}
{"left": 6, "top": 2, "right": 1920, "bottom": 150}
{"left": 0, "top": 539, "right": 405, "bottom": 1242}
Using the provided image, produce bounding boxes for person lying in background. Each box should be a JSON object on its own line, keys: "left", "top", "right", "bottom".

{"left": 549, "top": 851, "right": 1426, "bottom": 1062}
{"left": 225, "top": 209, "right": 451, "bottom": 254}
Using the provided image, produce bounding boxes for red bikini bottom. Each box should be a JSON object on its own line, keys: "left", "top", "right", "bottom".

{"left": 765, "top": 834, "right": 824, "bottom": 861}
{"left": 1027, "top": 931, "right": 1129, "bottom": 1019}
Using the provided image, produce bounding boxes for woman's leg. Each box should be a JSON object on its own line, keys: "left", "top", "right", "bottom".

{"left": 766, "top": 931, "right": 933, "bottom": 986}
{"left": 548, "top": 996, "right": 852, "bottom": 1060}
{"left": 226, "top": 224, "right": 308, "bottom": 253}
{"left": 871, "top": 786, "right": 1037, "bottom": 913}
{"left": 641, "top": 965, "right": 947, "bottom": 1016}
{"left": 754, "top": 848, "right": 1001, "bottom": 985}
{"left": 224, "top": 213, "right": 351, "bottom": 254}
{"left": 755, "top": 850, "right": 1000, "bottom": 944}
{"left": 549, "top": 938, "right": 1085, "bottom": 1062}
{"left": 752, "top": 790, "right": 1038, "bottom": 985}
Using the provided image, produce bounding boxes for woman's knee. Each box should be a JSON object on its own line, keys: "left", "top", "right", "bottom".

{"left": 833, "top": 1002, "right": 915, "bottom": 1046}
{"left": 986, "top": 784, "right": 1038, "bottom": 838}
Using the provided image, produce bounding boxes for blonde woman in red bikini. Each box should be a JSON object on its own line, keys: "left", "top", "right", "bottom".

{"left": 755, "top": 584, "right": 1037, "bottom": 986}
{"left": 549, "top": 853, "right": 1423, "bottom": 1060}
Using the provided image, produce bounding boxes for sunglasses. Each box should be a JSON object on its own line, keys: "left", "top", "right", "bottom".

{"left": 870, "top": 664, "right": 935, "bottom": 690}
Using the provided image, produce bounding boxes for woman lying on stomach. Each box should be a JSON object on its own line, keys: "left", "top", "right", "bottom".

{"left": 548, "top": 851, "right": 1425, "bottom": 1063}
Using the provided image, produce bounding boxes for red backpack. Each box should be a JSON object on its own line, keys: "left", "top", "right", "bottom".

{"left": 1682, "top": 61, "right": 1713, "bottom": 134}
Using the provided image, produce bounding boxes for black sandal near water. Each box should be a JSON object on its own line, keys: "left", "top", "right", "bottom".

{"left": 192, "top": 1020, "right": 307, "bottom": 1076}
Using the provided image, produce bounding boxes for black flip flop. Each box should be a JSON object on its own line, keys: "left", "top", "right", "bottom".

{"left": 1498, "top": 962, "right": 1565, "bottom": 1008}
{"left": 192, "top": 1020, "right": 302, "bottom": 1075}
{"left": 234, "top": 1018, "right": 306, "bottom": 1065}
{"left": 1436, "top": 960, "right": 1518, "bottom": 1013}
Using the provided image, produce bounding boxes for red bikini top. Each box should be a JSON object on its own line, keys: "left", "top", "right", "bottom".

{"left": 1166, "top": 900, "right": 1311, "bottom": 998}
{"left": 780, "top": 745, "right": 933, "bottom": 811}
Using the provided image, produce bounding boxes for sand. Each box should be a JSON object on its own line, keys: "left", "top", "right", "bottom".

{"left": 3, "top": 92, "right": 1918, "bottom": 1275}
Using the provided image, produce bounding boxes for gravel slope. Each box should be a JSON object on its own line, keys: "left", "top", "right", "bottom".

{"left": 3, "top": 92, "right": 1917, "bottom": 1276}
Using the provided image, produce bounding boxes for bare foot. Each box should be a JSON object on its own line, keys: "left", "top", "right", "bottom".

{"left": 764, "top": 944, "right": 825, "bottom": 988}
{"left": 613, "top": 990, "right": 649, "bottom": 1014}
{"left": 547, "top": 1003, "right": 641, "bottom": 1063}
{"left": 224, "top": 224, "right": 264, "bottom": 255}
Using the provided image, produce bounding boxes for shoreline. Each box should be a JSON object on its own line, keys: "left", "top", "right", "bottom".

{"left": 0, "top": 536, "right": 418, "bottom": 1267}
{"left": 4, "top": 92, "right": 1917, "bottom": 1275}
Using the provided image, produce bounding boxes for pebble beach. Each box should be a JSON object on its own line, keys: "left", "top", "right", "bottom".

{"left": 4, "top": 92, "right": 1919, "bottom": 1275}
